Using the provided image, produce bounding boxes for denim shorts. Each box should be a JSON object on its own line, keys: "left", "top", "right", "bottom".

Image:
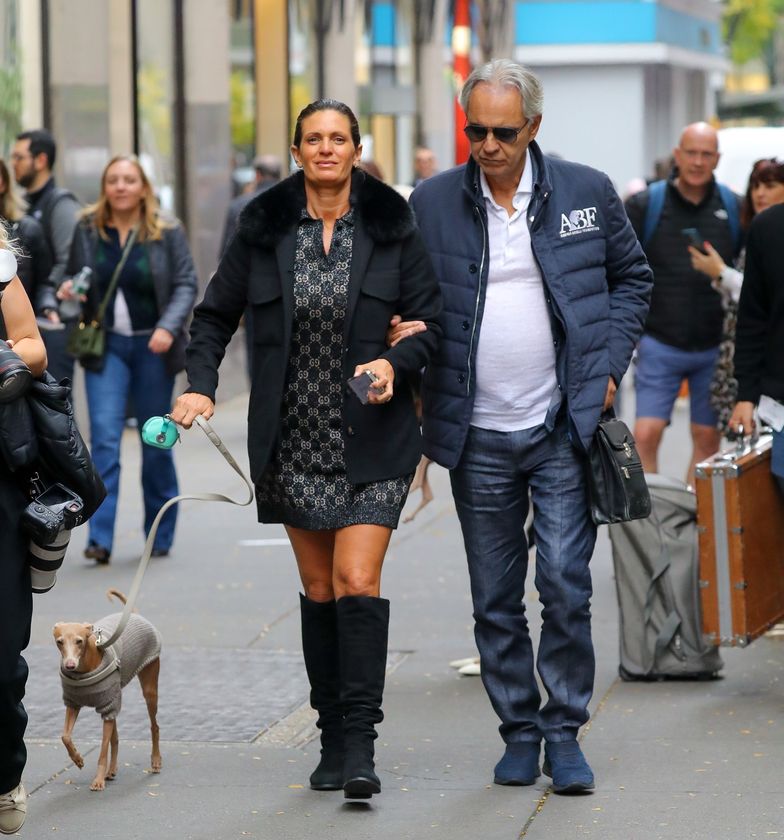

{"left": 635, "top": 334, "right": 720, "bottom": 427}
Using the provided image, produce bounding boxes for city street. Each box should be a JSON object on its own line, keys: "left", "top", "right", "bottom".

{"left": 19, "top": 379, "right": 784, "bottom": 840}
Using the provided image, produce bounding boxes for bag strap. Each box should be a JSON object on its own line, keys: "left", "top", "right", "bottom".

{"left": 95, "top": 414, "right": 253, "bottom": 651}
{"left": 641, "top": 180, "right": 666, "bottom": 248}
{"left": 93, "top": 227, "right": 139, "bottom": 325}
{"left": 716, "top": 182, "right": 741, "bottom": 257}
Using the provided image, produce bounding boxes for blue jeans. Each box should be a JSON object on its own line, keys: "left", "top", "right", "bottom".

{"left": 85, "top": 333, "right": 178, "bottom": 553}
{"left": 450, "top": 420, "right": 597, "bottom": 744}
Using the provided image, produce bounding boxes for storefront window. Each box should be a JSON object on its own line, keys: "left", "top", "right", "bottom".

{"left": 135, "top": 0, "right": 177, "bottom": 211}
{"left": 229, "top": 1, "right": 256, "bottom": 196}
{"left": 356, "top": 0, "right": 417, "bottom": 184}
{"left": 289, "top": 0, "right": 318, "bottom": 138}
{"left": 0, "top": 2, "right": 22, "bottom": 154}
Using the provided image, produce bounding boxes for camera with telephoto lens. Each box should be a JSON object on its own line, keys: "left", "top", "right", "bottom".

{"left": 21, "top": 483, "right": 84, "bottom": 594}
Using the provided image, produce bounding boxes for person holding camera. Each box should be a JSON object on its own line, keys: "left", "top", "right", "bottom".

{"left": 60, "top": 155, "right": 197, "bottom": 564}
{"left": 0, "top": 230, "right": 47, "bottom": 835}
{"left": 171, "top": 99, "right": 441, "bottom": 800}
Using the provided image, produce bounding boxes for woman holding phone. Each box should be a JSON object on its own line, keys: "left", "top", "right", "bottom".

{"left": 172, "top": 99, "right": 441, "bottom": 800}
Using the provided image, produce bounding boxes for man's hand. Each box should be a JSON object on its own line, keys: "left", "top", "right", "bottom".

{"left": 148, "top": 328, "right": 174, "bottom": 354}
{"left": 170, "top": 392, "right": 215, "bottom": 428}
{"left": 353, "top": 359, "right": 395, "bottom": 404}
{"left": 728, "top": 401, "right": 755, "bottom": 435}
{"left": 602, "top": 376, "right": 617, "bottom": 412}
{"left": 688, "top": 242, "right": 725, "bottom": 284}
{"left": 386, "top": 314, "right": 427, "bottom": 348}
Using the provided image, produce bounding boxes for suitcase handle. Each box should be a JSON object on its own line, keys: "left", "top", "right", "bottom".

{"left": 734, "top": 423, "right": 759, "bottom": 456}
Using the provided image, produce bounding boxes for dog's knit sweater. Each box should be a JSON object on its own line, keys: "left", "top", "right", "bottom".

{"left": 60, "top": 613, "right": 162, "bottom": 720}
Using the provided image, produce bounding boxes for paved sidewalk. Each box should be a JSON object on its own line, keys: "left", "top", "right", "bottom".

{"left": 18, "top": 387, "right": 784, "bottom": 839}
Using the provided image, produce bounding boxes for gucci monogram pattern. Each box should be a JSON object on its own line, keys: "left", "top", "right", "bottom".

{"left": 255, "top": 209, "right": 411, "bottom": 529}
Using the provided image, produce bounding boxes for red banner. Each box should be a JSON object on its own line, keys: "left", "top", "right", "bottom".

{"left": 452, "top": 0, "right": 471, "bottom": 164}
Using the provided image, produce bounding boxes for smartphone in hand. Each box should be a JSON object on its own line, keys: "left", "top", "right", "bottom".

{"left": 347, "top": 370, "right": 378, "bottom": 405}
{"left": 681, "top": 227, "right": 707, "bottom": 254}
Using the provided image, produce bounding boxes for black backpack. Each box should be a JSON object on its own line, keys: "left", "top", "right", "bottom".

{"left": 31, "top": 185, "right": 81, "bottom": 251}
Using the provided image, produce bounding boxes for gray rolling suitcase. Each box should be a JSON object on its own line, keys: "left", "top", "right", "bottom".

{"left": 608, "top": 474, "right": 723, "bottom": 681}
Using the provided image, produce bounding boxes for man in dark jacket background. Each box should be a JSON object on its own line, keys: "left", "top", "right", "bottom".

{"left": 12, "top": 129, "right": 81, "bottom": 383}
{"left": 625, "top": 123, "right": 741, "bottom": 485}
{"left": 399, "top": 59, "right": 652, "bottom": 793}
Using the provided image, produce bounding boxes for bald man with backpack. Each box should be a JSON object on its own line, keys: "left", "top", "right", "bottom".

{"left": 625, "top": 123, "right": 742, "bottom": 485}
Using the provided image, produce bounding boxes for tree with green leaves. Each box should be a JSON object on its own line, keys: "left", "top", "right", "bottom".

{"left": 724, "top": 0, "right": 784, "bottom": 79}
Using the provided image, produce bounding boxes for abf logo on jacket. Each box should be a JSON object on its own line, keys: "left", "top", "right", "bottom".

{"left": 559, "top": 207, "right": 599, "bottom": 238}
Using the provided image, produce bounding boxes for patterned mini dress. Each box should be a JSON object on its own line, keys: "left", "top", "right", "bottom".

{"left": 255, "top": 209, "right": 412, "bottom": 529}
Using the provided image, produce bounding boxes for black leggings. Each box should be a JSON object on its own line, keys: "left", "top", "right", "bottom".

{"left": 0, "top": 474, "right": 32, "bottom": 792}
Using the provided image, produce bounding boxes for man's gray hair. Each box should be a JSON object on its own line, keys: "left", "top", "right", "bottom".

{"left": 459, "top": 59, "right": 544, "bottom": 121}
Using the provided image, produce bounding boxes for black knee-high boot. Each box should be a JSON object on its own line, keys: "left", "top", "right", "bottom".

{"left": 337, "top": 594, "right": 389, "bottom": 799}
{"left": 300, "top": 594, "right": 344, "bottom": 791}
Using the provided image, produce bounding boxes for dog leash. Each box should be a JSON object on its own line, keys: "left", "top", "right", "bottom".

{"left": 95, "top": 415, "right": 254, "bottom": 651}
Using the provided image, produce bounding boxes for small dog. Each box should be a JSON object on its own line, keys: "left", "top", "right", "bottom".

{"left": 53, "top": 589, "right": 162, "bottom": 791}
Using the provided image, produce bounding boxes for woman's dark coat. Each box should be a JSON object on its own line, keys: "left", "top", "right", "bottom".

{"left": 67, "top": 217, "right": 198, "bottom": 374}
{"left": 186, "top": 170, "right": 442, "bottom": 488}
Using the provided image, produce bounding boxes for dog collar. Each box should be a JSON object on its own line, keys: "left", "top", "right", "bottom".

{"left": 60, "top": 644, "right": 121, "bottom": 688}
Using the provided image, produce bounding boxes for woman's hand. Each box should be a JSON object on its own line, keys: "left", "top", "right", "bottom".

{"left": 688, "top": 242, "right": 725, "bottom": 283}
{"left": 728, "top": 401, "right": 755, "bottom": 436}
{"left": 354, "top": 359, "right": 394, "bottom": 404}
{"left": 148, "top": 328, "right": 174, "bottom": 354}
{"left": 170, "top": 392, "right": 215, "bottom": 428}
{"left": 56, "top": 279, "right": 85, "bottom": 302}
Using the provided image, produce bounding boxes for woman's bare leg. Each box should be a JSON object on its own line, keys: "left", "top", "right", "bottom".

{"left": 332, "top": 524, "right": 392, "bottom": 598}
{"left": 286, "top": 526, "right": 336, "bottom": 602}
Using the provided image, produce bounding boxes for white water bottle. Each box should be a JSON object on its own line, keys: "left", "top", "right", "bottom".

{"left": 59, "top": 266, "right": 92, "bottom": 321}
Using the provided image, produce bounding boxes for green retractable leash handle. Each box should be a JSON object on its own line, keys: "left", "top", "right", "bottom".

{"left": 95, "top": 414, "right": 254, "bottom": 650}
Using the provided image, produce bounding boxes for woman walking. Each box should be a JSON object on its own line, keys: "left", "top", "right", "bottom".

{"left": 688, "top": 158, "right": 784, "bottom": 433}
{"left": 60, "top": 155, "right": 197, "bottom": 563}
{"left": 172, "top": 99, "right": 441, "bottom": 799}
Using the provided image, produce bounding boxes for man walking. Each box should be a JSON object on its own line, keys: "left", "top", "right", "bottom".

{"left": 405, "top": 59, "right": 651, "bottom": 793}
{"left": 412, "top": 146, "right": 438, "bottom": 187}
{"left": 12, "top": 129, "right": 80, "bottom": 383}
{"left": 220, "top": 154, "right": 282, "bottom": 256}
{"left": 218, "top": 154, "right": 282, "bottom": 377}
{"left": 625, "top": 123, "right": 741, "bottom": 483}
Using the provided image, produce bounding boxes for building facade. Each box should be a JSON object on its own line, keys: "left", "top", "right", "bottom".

{"left": 1, "top": 0, "right": 728, "bottom": 287}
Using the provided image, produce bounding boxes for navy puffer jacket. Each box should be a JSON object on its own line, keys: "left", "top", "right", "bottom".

{"left": 411, "top": 142, "right": 652, "bottom": 468}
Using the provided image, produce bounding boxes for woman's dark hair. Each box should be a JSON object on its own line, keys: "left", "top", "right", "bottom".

{"left": 741, "top": 157, "right": 784, "bottom": 228}
{"left": 292, "top": 99, "right": 361, "bottom": 149}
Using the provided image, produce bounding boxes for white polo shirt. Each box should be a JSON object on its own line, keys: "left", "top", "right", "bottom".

{"left": 470, "top": 160, "right": 558, "bottom": 432}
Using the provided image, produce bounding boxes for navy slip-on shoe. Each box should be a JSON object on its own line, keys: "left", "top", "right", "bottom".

{"left": 543, "top": 740, "right": 595, "bottom": 794}
{"left": 493, "top": 742, "right": 541, "bottom": 786}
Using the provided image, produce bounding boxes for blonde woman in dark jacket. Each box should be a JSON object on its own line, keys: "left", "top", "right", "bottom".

{"left": 60, "top": 155, "right": 197, "bottom": 564}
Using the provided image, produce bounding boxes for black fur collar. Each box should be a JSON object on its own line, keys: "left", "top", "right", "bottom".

{"left": 237, "top": 169, "right": 415, "bottom": 248}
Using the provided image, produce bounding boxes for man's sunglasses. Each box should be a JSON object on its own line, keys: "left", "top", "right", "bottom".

{"left": 463, "top": 122, "right": 529, "bottom": 144}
